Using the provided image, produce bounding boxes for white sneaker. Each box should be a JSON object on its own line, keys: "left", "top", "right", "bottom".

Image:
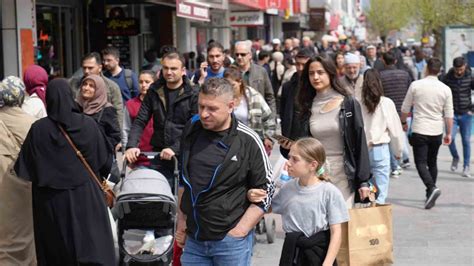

{"left": 462, "top": 167, "right": 471, "bottom": 178}
{"left": 390, "top": 169, "right": 401, "bottom": 179}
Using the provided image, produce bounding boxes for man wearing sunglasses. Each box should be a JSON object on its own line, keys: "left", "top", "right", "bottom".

{"left": 234, "top": 41, "right": 276, "bottom": 114}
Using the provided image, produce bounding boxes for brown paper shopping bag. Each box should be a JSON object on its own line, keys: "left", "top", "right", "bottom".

{"left": 337, "top": 204, "right": 393, "bottom": 266}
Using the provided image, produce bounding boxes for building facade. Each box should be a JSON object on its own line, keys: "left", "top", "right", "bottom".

{"left": 1, "top": 0, "right": 302, "bottom": 79}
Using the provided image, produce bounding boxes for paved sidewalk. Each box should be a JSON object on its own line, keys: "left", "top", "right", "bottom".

{"left": 252, "top": 138, "right": 474, "bottom": 266}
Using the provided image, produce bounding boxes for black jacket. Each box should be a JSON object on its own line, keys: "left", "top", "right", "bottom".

{"left": 279, "top": 73, "right": 306, "bottom": 154}
{"left": 126, "top": 77, "right": 198, "bottom": 154}
{"left": 281, "top": 96, "right": 371, "bottom": 197}
{"left": 280, "top": 230, "right": 336, "bottom": 266}
{"left": 379, "top": 65, "right": 412, "bottom": 115}
{"left": 91, "top": 106, "right": 121, "bottom": 149}
{"left": 441, "top": 68, "right": 473, "bottom": 114}
{"left": 180, "top": 115, "right": 275, "bottom": 241}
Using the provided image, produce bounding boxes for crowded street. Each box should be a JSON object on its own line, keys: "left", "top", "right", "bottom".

{"left": 1, "top": 0, "right": 474, "bottom": 265}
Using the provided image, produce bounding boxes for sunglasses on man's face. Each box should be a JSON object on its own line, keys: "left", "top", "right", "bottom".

{"left": 235, "top": 53, "right": 248, "bottom": 57}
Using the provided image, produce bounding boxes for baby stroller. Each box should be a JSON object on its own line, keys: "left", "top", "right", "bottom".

{"left": 114, "top": 152, "right": 178, "bottom": 265}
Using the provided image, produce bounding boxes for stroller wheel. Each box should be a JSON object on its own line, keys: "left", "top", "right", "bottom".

{"left": 256, "top": 218, "right": 265, "bottom": 235}
{"left": 265, "top": 217, "right": 276, "bottom": 244}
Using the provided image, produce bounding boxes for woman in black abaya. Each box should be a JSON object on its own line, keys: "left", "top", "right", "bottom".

{"left": 14, "top": 79, "right": 115, "bottom": 265}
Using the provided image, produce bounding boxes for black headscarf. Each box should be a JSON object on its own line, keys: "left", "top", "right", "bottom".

{"left": 14, "top": 79, "right": 113, "bottom": 189}
{"left": 46, "top": 78, "right": 80, "bottom": 128}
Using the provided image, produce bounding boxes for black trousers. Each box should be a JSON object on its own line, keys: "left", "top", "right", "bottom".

{"left": 409, "top": 133, "right": 443, "bottom": 192}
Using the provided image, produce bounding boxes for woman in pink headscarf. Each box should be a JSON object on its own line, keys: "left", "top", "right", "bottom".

{"left": 22, "top": 65, "right": 48, "bottom": 118}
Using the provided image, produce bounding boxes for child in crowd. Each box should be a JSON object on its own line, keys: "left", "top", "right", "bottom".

{"left": 122, "top": 70, "right": 156, "bottom": 167}
{"left": 248, "top": 137, "right": 349, "bottom": 266}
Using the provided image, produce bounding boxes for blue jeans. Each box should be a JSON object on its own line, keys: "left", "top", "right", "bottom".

{"left": 369, "top": 144, "right": 391, "bottom": 204}
{"left": 449, "top": 113, "right": 472, "bottom": 168}
{"left": 181, "top": 231, "right": 254, "bottom": 266}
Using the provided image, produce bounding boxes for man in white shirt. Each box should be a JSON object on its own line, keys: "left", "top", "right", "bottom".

{"left": 400, "top": 58, "right": 454, "bottom": 210}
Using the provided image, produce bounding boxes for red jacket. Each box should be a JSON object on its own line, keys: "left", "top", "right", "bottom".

{"left": 126, "top": 97, "right": 154, "bottom": 166}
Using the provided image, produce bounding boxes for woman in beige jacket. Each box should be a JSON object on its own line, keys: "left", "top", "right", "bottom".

{"left": 0, "top": 76, "right": 37, "bottom": 265}
{"left": 360, "top": 69, "right": 404, "bottom": 204}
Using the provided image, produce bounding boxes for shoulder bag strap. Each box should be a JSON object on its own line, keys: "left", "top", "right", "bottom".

{"left": 57, "top": 124, "right": 103, "bottom": 188}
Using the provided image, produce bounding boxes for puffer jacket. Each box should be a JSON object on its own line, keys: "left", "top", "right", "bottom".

{"left": 126, "top": 76, "right": 198, "bottom": 155}
{"left": 441, "top": 67, "right": 473, "bottom": 114}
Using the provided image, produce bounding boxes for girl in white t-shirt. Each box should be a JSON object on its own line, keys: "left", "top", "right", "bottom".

{"left": 249, "top": 137, "right": 348, "bottom": 266}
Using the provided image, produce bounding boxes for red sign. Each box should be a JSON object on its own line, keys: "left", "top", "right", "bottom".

{"left": 176, "top": 0, "right": 210, "bottom": 21}
{"left": 230, "top": 0, "right": 266, "bottom": 10}
{"left": 266, "top": 0, "right": 288, "bottom": 11}
{"left": 293, "top": 0, "right": 300, "bottom": 14}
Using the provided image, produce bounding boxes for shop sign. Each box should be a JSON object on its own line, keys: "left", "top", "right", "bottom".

{"left": 230, "top": 0, "right": 266, "bottom": 10}
{"left": 266, "top": 0, "right": 288, "bottom": 10}
{"left": 105, "top": 18, "right": 140, "bottom": 36}
{"left": 230, "top": 11, "right": 264, "bottom": 26}
{"left": 309, "top": 8, "right": 325, "bottom": 31}
{"left": 176, "top": 0, "right": 210, "bottom": 21}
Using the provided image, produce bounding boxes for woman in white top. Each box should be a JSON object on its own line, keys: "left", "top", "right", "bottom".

{"left": 360, "top": 69, "right": 404, "bottom": 203}
{"left": 22, "top": 65, "right": 48, "bottom": 118}
{"left": 224, "top": 67, "right": 276, "bottom": 155}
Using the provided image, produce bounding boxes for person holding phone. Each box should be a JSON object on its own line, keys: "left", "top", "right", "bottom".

{"left": 282, "top": 55, "right": 371, "bottom": 208}
{"left": 193, "top": 42, "right": 226, "bottom": 86}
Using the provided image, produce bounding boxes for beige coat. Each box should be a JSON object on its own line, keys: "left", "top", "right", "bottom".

{"left": 0, "top": 107, "right": 37, "bottom": 266}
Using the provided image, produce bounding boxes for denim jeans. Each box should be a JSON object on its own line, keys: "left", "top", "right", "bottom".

{"left": 181, "top": 231, "right": 254, "bottom": 266}
{"left": 449, "top": 113, "right": 472, "bottom": 168}
{"left": 369, "top": 144, "right": 391, "bottom": 204}
{"left": 410, "top": 133, "right": 442, "bottom": 191}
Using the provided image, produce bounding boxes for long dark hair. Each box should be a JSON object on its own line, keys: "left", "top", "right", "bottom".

{"left": 297, "top": 55, "right": 348, "bottom": 117}
{"left": 362, "top": 69, "right": 383, "bottom": 114}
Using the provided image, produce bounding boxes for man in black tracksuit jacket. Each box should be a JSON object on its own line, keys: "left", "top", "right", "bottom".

{"left": 176, "top": 78, "right": 274, "bottom": 265}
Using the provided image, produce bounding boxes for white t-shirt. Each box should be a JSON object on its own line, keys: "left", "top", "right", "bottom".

{"left": 272, "top": 180, "right": 349, "bottom": 237}
{"left": 22, "top": 93, "right": 47, "bottom": 119}
{"left": 234, "top": 97, "right": 249, "bottom": 125}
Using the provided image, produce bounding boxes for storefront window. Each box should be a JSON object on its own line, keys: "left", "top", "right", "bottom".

{"left": 36, "top": 5, "right": 77, "bottom": 78}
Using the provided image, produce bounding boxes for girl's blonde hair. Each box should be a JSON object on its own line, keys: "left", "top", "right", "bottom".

{"left": 293, "top": 137, "right": 331, "bottom": 182}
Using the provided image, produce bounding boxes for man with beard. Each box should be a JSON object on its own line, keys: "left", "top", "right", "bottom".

{"left": 193, "top": 42, "right": 226, "bottom": 86}
{"left": 125, "top": 52, "right": 198, "bottom": 184}
{"left": 340, "top": 53, "right": 364, "bottom": 100}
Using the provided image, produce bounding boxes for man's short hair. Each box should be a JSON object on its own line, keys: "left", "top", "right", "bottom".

{"left": 82, "top": 52, "right": 102, "bottom": 65}
{"left": 258, "top": 50, "right": 270, "bottom": 61}
{"left": 159, "top": 45, "right": 178, "bottom": 58}
{"left": 162, "top": 52, "right": 186, "bottom": 67}
{"left": 207, "top": 41, "right": 224, "bottom": 54}
{"left": 200, "top": 78, "right": 234, "bottom": 100}
{"left": 295, "top": 48, "right": 314, "bottom": 59}
{"left": 427, "top": 58, "right": 442, "bottom": 75}
{"left": 101, "top": 47, "right": 120, "bottom": 59}
{"left": 382, "top": 51, "right": 396, "bottom": 65}
{"left": 453, "top": 57, "right": 465, "bottom": 68}
{"left": 234, "top": 41, "right": 251, "bottom": 53}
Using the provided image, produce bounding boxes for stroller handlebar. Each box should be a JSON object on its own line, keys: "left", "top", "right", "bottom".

{"left": 120, "top": 152, "right": 179, "bottom": 180}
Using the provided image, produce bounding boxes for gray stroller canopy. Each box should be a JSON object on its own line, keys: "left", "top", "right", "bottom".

{"left": 117, "top": 168, "right": 176, "bottom": 204}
